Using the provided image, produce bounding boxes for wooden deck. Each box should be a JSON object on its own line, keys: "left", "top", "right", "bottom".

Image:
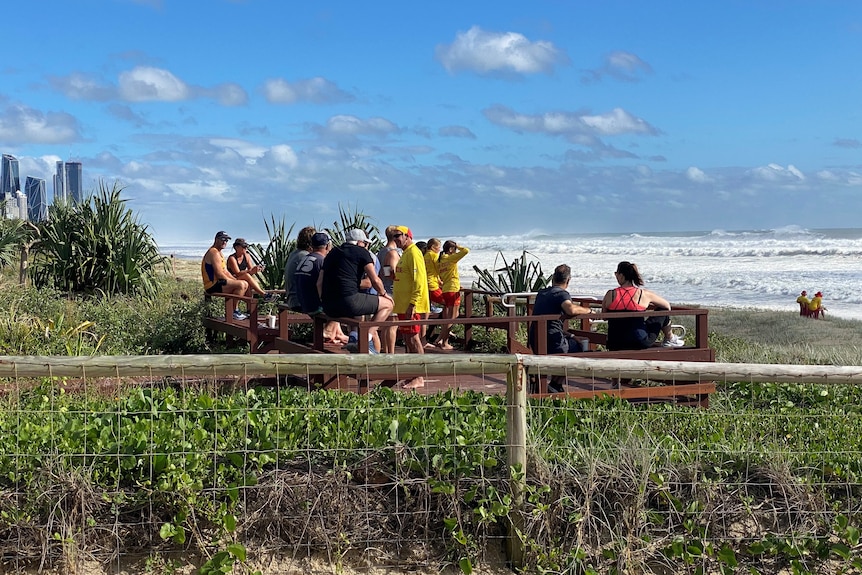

{"left": 204, "top": 289, "right": 716, "bottom": 407}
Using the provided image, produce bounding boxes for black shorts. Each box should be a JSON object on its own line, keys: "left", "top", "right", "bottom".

{"left": 205, "top": 279, "right": 227, "bottom": 294}
{"left": 324, "top": 293, "right": 379, "bottom": 318}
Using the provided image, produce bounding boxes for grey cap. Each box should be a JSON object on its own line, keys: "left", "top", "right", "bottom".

{"left": 345, "top": 229, "right": 369, "bottom": 243}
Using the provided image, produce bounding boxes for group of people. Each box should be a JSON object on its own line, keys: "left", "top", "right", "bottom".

{"left": 796, "top": 290, "right": 826, "bottom": 319}
{"left": 201, "top": 231, "right": 279, "bottom": 320}
{"left": 530, "top": 261, "right": 685, "bottom": 392}
{"left": 279, "top": 225, "right": 470, "bottom": 389}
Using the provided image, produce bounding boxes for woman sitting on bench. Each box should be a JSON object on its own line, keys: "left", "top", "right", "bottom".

{"left": 602, "top": 261, "right": 684, "bottom": 350}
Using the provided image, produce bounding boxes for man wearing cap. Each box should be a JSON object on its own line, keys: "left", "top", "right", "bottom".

{"left": 202, "top": 231, "right": 248, "bottom": 297}
{"left": 319, "top": 228, "right": 393, "bottom": 353}
{"left": 201, "top": 231, "right": 249, "bottom": 320}
{"left": 392, "top": 225, "right": 430, "bottom": 388}
{"left": 809, "top": 291, "right": 825, "bottom": 319}
{"left": 295, "top": 233, "right": 348, "bottom": 344}
{"left": 796, "top": 290, "right": 810, "bottom": 316}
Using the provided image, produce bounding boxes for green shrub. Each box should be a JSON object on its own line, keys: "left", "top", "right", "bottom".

{"left": 31, "top": 180, "right": 166, "bottom": 297}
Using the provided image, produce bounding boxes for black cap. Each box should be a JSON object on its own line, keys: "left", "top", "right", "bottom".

{"left": 215, "top": 231, "right": 230, "bottom": 241}
{"left": 233, "top": 237, "right": 249, "bottom": 248}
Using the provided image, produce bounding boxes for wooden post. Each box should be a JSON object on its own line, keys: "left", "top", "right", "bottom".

{"left": 506, "top": 357, "right": 528, "bottom": 569}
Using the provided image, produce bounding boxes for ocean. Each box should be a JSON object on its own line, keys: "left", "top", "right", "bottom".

{"left": 161, "top": 226, "right": 862, "bottom": 321}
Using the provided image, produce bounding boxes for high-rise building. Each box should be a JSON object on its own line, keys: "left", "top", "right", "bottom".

{"left": 53, "top": 161, "right": 83, "bottom": 204}
{"left": 15, "top": 190, "right": 27, "bottom": 220}
{"left": 54, "top": 161, "right": 66, "bottom": 202}
{"left": 1, "top": 154, "right": 20, "bottom": 197}
{"left": 65, "top": 161, "right": 83, "bottom": 204}
{"left": 25, "top": 177, "right": 47, "bottom": 222}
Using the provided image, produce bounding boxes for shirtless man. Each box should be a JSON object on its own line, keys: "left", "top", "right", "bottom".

{"left": 201, "top": 231, "right": 248, "bottom": 319}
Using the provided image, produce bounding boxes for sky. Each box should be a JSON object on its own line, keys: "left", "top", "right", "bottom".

{"left": 1, "top": 0, "right": 861, "bottom": 244}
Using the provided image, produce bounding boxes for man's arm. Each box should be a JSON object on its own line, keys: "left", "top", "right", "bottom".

{"left": 561, "top": 299, "right": 592, "bottom": 317}
{"left": 363, "top": 262, "right": 389, "bottom": 298}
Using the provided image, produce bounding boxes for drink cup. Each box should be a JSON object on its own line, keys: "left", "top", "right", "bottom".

{"left": 267, "top": 315, "right": 276, "bottom": 329}
{"left": 382, "top": 265, "right": 391, "bottom": 276}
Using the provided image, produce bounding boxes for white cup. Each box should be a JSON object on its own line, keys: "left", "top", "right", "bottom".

{"left": 382, "top": 265, "right": 391, "bottom": 276}
{"left": 267, "top": 315, "right": 276, "bottom": 328}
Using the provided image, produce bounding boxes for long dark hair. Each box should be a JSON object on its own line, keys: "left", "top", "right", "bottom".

{"left": 615, "top": 261, "right": 644, "bottom": 286}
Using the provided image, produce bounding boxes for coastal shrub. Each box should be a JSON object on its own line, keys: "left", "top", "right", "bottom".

{"left": 322, "top": 203, "right": 383, "bottom": 252}
{"left": 471, "top": 250, "right": 549, "bottom": 314}
{"left": 247, "top": 215, "right": 295, "bottom": 290}
{"left": 30, "top": 180, "right": 166, "bottom": 297}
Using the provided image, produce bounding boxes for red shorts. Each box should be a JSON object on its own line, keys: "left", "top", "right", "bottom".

{"left": 397, "top": 313, "right": 422, "bottom": 335}
{"left": 429, "top": 288, "right": 444, "bottom": 304}
{"left": 441, "top": 291, "right": 461, "bottom": 308}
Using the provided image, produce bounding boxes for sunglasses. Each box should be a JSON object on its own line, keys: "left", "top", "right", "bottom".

{"left": 392, "top": 233, "right": 404, "bottom": 238}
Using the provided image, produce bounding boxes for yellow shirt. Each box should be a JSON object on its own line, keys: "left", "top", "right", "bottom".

{"left": 438, "top": 246, "right": 470, "bottom": 292}
{"left": 424, "top": 250, "right": 440, "bottom": 291}
{"left": 394, "top": 243, "right": 430, "bottom": 314}
{"left": 808, "top": 296, "right": 822, "bottom": 311}
{"left": 796, "top": 295, "right": 810, "bottom": 306}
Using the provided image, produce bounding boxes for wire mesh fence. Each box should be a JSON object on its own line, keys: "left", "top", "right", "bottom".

{"left": 0, "top": 354, "right": 861, "bottom": 574}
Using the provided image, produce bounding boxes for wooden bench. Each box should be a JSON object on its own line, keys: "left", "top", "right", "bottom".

{"left": 525, "top": 300, "right": 715, "bottom": 406}
{"left": 202, "top": 292, "right": 285, "bottom": 354}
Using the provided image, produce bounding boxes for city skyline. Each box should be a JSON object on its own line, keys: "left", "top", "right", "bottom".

{"left": 1, "top": 152, "right": 83, "bottom": 221}
{"left": 0, "top": 1, "right": 859, "bottom": 242}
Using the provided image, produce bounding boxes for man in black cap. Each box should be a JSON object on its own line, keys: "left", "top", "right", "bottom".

{"left": 202, "top": 231, "right": 248, "bottom": 318}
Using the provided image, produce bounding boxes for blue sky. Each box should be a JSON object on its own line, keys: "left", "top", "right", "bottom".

{"left": 1, "top": 0, "right": 860, "bottom": 243}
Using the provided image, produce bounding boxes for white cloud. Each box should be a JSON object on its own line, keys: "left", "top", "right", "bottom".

{"left": 262, "top": 77, "right": 353, "bottom": 104}
{"left": 0, "top": 104, "right": 80, "bottom": 144}
{"left": 686, "top": 166, "right": 711, "bottom": 183}
{"left": 169, "top": 180, "right": 232, "bottom": 200}
{"left": 118, "top": 66, "right": 190, "bottom": 102}
{"left": 49, "top": 72, "right": 116, "bottom": 101}
{"left": 436, "top": 26, "right": 566, "bottom": 76}
{"left": 484, "top": 105, "right": 658, "bottom": 138}
{"left": 582, "top": 51, "right": 653, "bottom": 83}
{"left": 268, "top": 144, "right": 298, "bottom": 168}
{"left": 324, "top": 115, "right": 398, "bottom": 137}
{"left": 751, "top": 163, "right": 806, "bottom": 181}
{"left": 211, "top": 83, "right": 248, "bottom": 106}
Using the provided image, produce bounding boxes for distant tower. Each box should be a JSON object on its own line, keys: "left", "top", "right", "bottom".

{"left": 54, "top": 161, "right": 66, "bottom": 203}
{"left": 15, "top": 190, "right": 27, "bottom": 220}
{"left": 1, "top": 154, "right": 20, "bottom": 197}
{"left": 65, "top": 161, "right": 83, "bottom": 204}
{"left": 25, "top": 177, "right": 47, "bottom": 222}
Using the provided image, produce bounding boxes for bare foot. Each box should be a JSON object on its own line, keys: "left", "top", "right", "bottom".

{"left": 436, "top": 342, "right": 454, "bottom": 350}
{"left": 423, "top": 342, "right": 436, "bottom": 349}
{"left": 402, "top": 377, "right": 425, "bottom": 389}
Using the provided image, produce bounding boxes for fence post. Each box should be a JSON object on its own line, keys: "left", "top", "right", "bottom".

{"left": 506, "top": 356, "right": 528, "bottom": 569}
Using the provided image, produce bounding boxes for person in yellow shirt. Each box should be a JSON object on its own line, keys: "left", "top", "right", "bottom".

{"left": 796, "top": 290, "right": 810, "bottom": 316}
{"left": 435, "top": 241, "right": 470, "bottom": 350}
{"left": 393, "top": 226, "right": 430, "bottom": 388}
{"left": 808, "top": 291, "right": 825, "bottom": 319}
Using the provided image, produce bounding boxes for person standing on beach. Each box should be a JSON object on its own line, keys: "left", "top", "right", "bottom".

{"left": 377, "top": 226, "right": 402, "bottom": 353}
{"left": 284, "top": 226, "right": 316, "bottom": 312}
{"left": 435, "top": 241, "right": 470, "bottom": 350}
{"left": 201, "top": 231, "right": 248, "bottom": 319}
{"left": 393, "top": 226, "right": 429, "bottom": 388}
